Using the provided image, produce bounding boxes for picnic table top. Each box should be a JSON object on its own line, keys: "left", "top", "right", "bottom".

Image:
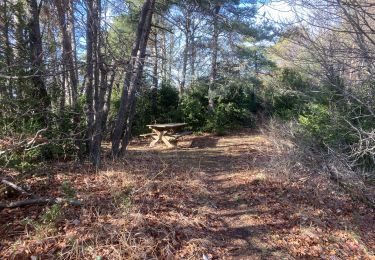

{"left": 146, "top": 123, "right": 187, "bottom": 129}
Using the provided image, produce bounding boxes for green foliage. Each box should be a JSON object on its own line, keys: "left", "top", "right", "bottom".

{"left": 180, "top": 78, "right": 257, "bottom": 133}
{"left": 113, "top": 186, "right": 133, "bottom": 215}
{"left": 108, "top": 15, "right": 136, "bottom": 58}
{"left": 262, "top": 68, "right": 311, "bottom": 119}
{"left": 263, "top": 68, "right": 371, "bottom": 167}
{"left": 0, "top": 105, "right": 85, "bottom": 171}
{"left": 40, "top": 204, "right": 63, "bottom": 224}
{"left": 130, "top": 81, "right": 182, "bottom": 135}
{"left": 60, "top": 180, "right": 76, "bottom": 199}
{"left": 206, "top": 102, "right": 251, "bottom": 134}
{"left": 180, "top": 82, "right": 209, "bottom": 130}
{"left": 132, "top": 86, "right": 153, "bottom": 135}
{"left": 157, "top": 82, "right": 182, "bottom": 123}
{"left": 298, "top": 103, "right": 346, "bottom": 146}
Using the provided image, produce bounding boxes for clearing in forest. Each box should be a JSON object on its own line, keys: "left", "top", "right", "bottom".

{"left": 1, "top": 130, "right": 374, "bottom": 259}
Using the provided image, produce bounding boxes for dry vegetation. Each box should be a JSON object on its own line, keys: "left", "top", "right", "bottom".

{"left": 1, "top": 129, "right": 374, "bottom": 259}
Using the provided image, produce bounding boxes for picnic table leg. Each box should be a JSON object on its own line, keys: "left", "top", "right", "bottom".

{"left": 150, "top": 130, "right": 166, "bottom": 147}
{"left": 149, "top": 130, "right": 176, "bottom": 148}
{"left": 161, "top": 135, "right": 175, "bottom": 148}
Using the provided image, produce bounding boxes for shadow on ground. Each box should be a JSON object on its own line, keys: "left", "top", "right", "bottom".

{"left": 0, "top": 131, "right": 374, "bottom": 259}
{"left": 123, "top": 132, "right": 375, "bottom": 259}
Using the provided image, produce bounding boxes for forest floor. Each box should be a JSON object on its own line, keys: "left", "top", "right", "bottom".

{"left": 1, "top": 129, "right": 375, "bottom": 259}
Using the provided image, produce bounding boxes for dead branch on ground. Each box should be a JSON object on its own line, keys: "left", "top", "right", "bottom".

{"left": 0, "top": 178, "right": 82, "bottom": 211}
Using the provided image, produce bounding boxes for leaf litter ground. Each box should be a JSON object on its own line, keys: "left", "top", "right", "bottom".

{"left": 0, "top": 130, "right": 374, "bottom": 259}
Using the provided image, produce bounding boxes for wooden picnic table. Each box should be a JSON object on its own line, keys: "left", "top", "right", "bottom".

{"left": 143, "top": 123, "right": 189, "bottom": 148}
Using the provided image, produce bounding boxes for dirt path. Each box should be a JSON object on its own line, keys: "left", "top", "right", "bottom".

{"left": 129, "top": 131, "right": 375, "bottom": 259}
{"left": 1, "top": 130, "right": 374, "bottom": 259}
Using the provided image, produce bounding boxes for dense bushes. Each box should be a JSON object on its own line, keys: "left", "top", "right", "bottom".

{"left": 0, "top": 107, "right": 84, "bottom": 171}
{"left": 127, "top": 77, "right": 259, "bottom": 135}
{"left": 131, "top": 82, "right": 182, "bottom": 135}
{"left": 263, "top": 67, "right": 374, "bottom": 170}
{"left": 262, "top": 68, "right": 310, "bottom": 119}
{"left": 180, "top": 78, "right": 258, "bottom": 133}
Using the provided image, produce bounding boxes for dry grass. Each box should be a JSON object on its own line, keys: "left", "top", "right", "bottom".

{"left": 1, "top": 129, "right": 374, "bottom": 259}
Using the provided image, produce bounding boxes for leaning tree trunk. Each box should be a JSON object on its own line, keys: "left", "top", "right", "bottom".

{"left": 27, "top": 0, "right": 50, "bottom": 125}
{"left": 119, "top": 0, "right": 156, "bottom": 155}
{"left": 208, "top": 4, "right": 221, "bottom": 111}
{"left": 121, "top": 95, "right": 137, "bottom": 152}
{"left": 111, "top": 0, "right": 156, "bottom": 157}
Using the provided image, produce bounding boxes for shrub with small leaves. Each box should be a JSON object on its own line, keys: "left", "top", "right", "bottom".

{"left": 60, "top": 180, "right": 76, "bottom": 199}
{"left": 40, "top": 204, "right": 63, "bottom": 224}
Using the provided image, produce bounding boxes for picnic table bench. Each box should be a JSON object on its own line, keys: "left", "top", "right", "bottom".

{"left": 141, "top": 123, "right": 191, "bottom": 148}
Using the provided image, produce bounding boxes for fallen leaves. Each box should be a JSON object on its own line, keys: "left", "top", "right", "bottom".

{"left": 1, "top": 132, "right": 374, "bottom": 259}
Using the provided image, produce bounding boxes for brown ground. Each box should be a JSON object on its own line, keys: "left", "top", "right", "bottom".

{"left": 1, "top": 130, "right": 374, "bottom": 259}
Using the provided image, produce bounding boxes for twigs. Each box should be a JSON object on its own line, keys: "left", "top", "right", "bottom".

{"left": 1, "top": 179, "right": 37, "bottom": 199}
{"left": 0, "top": 197, "right": 82, "bottom": 210}
{"left": 0, "top": 178, "right": 82, "bottom": 211}
{"left": 0, "top": 128, "right": 48, "bottom": 157}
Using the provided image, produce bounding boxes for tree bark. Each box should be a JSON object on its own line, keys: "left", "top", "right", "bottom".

{"left": 85, "top": 0, "right": 95, "bottom": 157}
{"left": 67, "top": 0, "right": 79, "bottom": 88}
{"left": 102, "top": 65, "right": 116, "bottom": 133}
{"left": 55, "top": 0, "right": 78, "bottom": 108}
{"left": 27, "top": 0, "right": 50, "bottom": 125}
{"left": 208, "top": 4, "right": 221, "bottom": 111}
{"left": 152, "top": 31, "right": 158, "bottom": 118}
{"left": 13, "top": 2, "right": 27, "bottom": 99}
{"left": 111, "top": 0, "right": 156, "bottom": 157}
{"left": 180, "top": 8, "right": 191, "bottom": 98}
{"left": 0, "top": 197, "right": 82, "bottom": 210}
{"left": 168, "top": 33, "right": 174, "bottom": 81}
{"left": 160, "top": 25, "right": 168, "bottom": 82}
{"left": 1, "top": 0, "right": 13, "bottom": 99}
{"left": 190, "top": 20, "right": 197, "bottom": 80}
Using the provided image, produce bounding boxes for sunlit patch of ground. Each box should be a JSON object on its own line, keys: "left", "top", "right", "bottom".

{"left": 1, "top": 129, "right": 374, "bottom": 259}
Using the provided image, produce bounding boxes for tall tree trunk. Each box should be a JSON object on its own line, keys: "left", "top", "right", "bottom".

{"left": 92, "top": 0, "right": 111, "bottom": 167}
{"left": 55, "top": 0, "right": 78, "bottom": 107}
{"left": 67, "top": 0, "right": 79, "bottom": 88}
{"left": 59, "top": 0, "right": 83, "bottom": 160}
{"left": 208, "top": 4, "right": 221, "bottom": 111}
{"left": 85, "top": 0, "right": 95, "bottom": 156}
{"left": 27, "top": 0, "right": 50, "bottom": 125}
{"left": 152, "top": 31, "right": 158, "bottom": 119}
{"left": 91, "top": 65, "right": 107, "bottom": 167}
{"left": 190, "top": 20, "right": 197, "bottom": 80}
{"left": 120, "top": 1, "right": 155, "bottom": 154}
{"left": 92, "top": 0, "right": 100, "bottom": 122}
{"left": 102, "top": 65, "right": 116, "bottom": 132}
{"left": 13, "top": 2, "right": 27, "bottom": 99}
{"left": 180, "top": 9, "right": 191, "bottom": 98}
{"left": 1, "top": 0, "right": 13, "bottom": 98}
{"left": 160, "top": 26, "right": 168, "bottom": 82}
{"left": 168, "top": 33, "right": 174, "bottom": 82}
{"left": 111, "top": 0, "right": 156, "bottom": 157}
{"left": 121, "top": 95, "right": 136, "bottom": 151}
